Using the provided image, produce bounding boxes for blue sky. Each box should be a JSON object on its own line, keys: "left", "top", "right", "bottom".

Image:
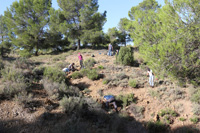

{"left": 0, "top": 0, "right": 165, "bottom": 33}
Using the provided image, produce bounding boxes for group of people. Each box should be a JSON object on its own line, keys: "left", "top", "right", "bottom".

{"left": 62, "top": 53, "right": 84, "bottom": 73}
{"left": 61, "top": 44, "right": 156, "bottom": 113}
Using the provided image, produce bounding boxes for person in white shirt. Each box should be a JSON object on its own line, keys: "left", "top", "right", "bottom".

{"left": 147, "top": 67, "right": 154, "bottom": 88}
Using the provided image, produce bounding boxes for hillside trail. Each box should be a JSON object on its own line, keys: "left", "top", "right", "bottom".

{"left": 65, "top": 50, "right": 198, "bottom": 130}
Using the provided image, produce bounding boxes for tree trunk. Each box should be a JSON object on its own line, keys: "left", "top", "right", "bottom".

{"left": 35, "top": 40, "right": 39, "bottom": 56}
{"left": 77, "top": 39, "right": 80, "bottom": 50}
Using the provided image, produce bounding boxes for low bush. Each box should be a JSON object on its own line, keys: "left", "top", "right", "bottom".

{"left": 1, "top": 67, "right": 25, "bottom": 82}
{"left": 116, "top": 93, "right": 136, "bottom": 108}
{"left": 116, "top": 47, "right": 134, "bottom": 66}
{"left": 159, "top": 109, "right": 178, "bottom": 117}
{"left": 102, "top": 79, "right": 109, "bottom": 84}
{"left": 2, "top": 81, "right": 27, "bottom": 99}
{"left": 43, "top": 66, "right": 66, "bottom": 83}
{"left": 14, "top": 57, "right": 32, "bottom": 69}
{"left": 55, "top": 62, "right": 70, "bottom": 69}
{"left": 42, "top": 78, "right": 60, "bottom": 98}
{"left": 116, "top": 73, "right": 128, "bottom": 80}
{"left": 98, "top": 65, "right": 104, "bottom": 69}
{"left": 59, "top": 96, "right": 83, "bottom": 114}
{"left": 80, "top": 68, "right": 89, "bottom": 76}
{"left": 148, "top": 90, "right": 160, "bottom": 99}
{"left": 128, "top": 79, "right": 138, "bottom": 88}
{"left": 14, "top": 91, "right": 33, "bottom": 105}
{"left": 129, "top": 104, "right": 145, "bottom": 119}
{"left": 192, "top": 104, "right": 200, "bottom": 115}
{"left": 84, "top": 58, "right": 96, "bottom": 68}
{"left": 71, "top": 72, "right": 83, "bottom": 79}
{"left": 86, "top": 69, "right": 99, "bottom": 80}
{"left": 191, "top": 89, "right": 200, "bottom": 103}
{"left": 179, "top": 117, "right": 186, "bottom": 121}
{"left": 190, "top": 116, "right": 199, "bottom": 124}
{"left": 146, "top": 121, "right": 168, "bottom": 133}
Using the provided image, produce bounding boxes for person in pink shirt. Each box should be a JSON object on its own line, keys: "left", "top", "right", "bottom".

{"left": 78, "top": 53, "right": 84, "bottom": 69}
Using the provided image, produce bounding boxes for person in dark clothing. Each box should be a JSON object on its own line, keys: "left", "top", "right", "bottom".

{"left": 103, "top": 95, "right": 118, "bottom": 112}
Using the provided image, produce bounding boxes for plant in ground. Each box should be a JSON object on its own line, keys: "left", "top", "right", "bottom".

{"left": 190, "top": 116, "right": 199, "bottom": 124}
{"left": 116, "top": 93, "right": 136, "bottom": 108}
{"left": 116, "top": 47, "right": 134, "bottom": 66}
{"left": 86, "top": 69, "right": 99, "bottom": 80}
{"left": 179, "top": 117, "right": 186, "bottom": 121}
{"left": 59, "top": 96, "right": 83, "bottom": 114}
{"left": 146, "top": 121, "right": 168, "bottom": 133}
{"left": 71, "top": 71, "right": 83, "bottom": 79}
{"left": 83, "top": 58, "right": 96, "bottom": 68}
{"left": 128, "top": 79, "right": 138, "bottom": 88}
{"left": 98, "top": 65, "right": 104, "bottom": 69}
{"left": 43, "top": 66, "right": 66, "bottom": 83}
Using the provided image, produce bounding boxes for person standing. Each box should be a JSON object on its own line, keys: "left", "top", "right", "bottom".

{"left": 108, "top": 43, "right": 113, "bottom": 56}
{"left": 78, "top": 53, "right": 84, "bottom": 69}
{"left": 147, "top": 67, "right": 154, "bottom": 88}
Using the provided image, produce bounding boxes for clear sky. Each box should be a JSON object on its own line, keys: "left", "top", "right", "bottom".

{"left": 0, "top": 0, "right": 165, "bottom": 33}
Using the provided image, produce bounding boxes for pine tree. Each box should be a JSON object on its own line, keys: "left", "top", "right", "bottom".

{"left": 0, "top": 15, "right": 11, "bottom": 57}
{"left": 4, "top": 0, "right": 51, "bottom": 56}
{"left": 56, "top": 0, "right": 106, "bottom": 50}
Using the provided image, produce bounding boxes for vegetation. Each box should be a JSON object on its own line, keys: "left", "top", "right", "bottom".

{"left": 0, "top": 0, "right": 199, "bottom": 132}
{"left": 116, "top": 47, "right": 134, "bottom": 66}
{"left": 128, "top": 79, "right": 138, "bottom": 88}
{"left": 83, "top": 58, "right": 96, "bottom": 68}
{"left": 43, "top": 66, "right": 66, "bottom": 83}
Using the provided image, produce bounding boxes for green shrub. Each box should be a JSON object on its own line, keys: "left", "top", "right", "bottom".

{"left": 14, "top": 91, "right": 33, "bottom": 105}
{"left": 55, "top": 62, "right": 70, "bottom": 69}
{"left": 84, "top": 58, "right": 96, "bottom": 68}
{"left": 159, "top": 109, "right": 178, "bottom": 117}
{"left": 179, "top": 117, "right": 186, "bottom": 121}
{"left": 102, "top": 79, "right": 109, "bottom": 84}
{"left": 2, "top": 81, "right": 27, "bottom": 98}
{"left": 128, "top": 79, "right": 138, "bottom": 88}
{"left": 42, "top": 78, "right": 60, "bottom": 98}
{"left": 190, "top": 116, "right": 199, "bottom": 124}
{"left": 86, "top": 69, "right": 99, "bottom": 80}
{"left": 191, "top": 89, "right": 200, "bottom": 103}
{"left": 129, "top": 104, "right": 145, "bottom": 119}
{"left": 98, "top": 65, "right": 104, "bottom": 69}
{"left": 116, "top": 47, "right": 134, "bottom": 66}
{"left": 59, "top": 96, "right": 83, "bottom": 114}
{"left": 148, "top": 90, "right": 160, "bottom": 99}
{"left": 43, "top": 66, "right": 66, "bottom": 83}
{"left": 1, "top": 68, "right": 25, "bottom": 82}
{"left": 14, "top": 57, "right": 32, "bottom": 69}
{"left": 116, "top": 93, "right": 136, "bottom": 108}
{"left": 146, "top": 121, "right": 167, "bottom": 133}
{"left": 71, "top": 72, "right": 83, "bottom": 79}
{"left": 80, "top": 68, "right": 89, "bottom": 76}
{"left": 32, "top": 66, "right": 45, "bottom": 76}
{"left": 116, "top": 73, "right": 128, "bottom": 80}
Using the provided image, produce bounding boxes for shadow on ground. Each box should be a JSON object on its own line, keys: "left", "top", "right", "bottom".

{"left": 0, "top": 106, "right": 199, "bottom": 133}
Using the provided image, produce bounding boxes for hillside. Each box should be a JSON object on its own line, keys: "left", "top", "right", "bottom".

{"left": 0, "top": 49, "right": 199, "bottom": 133}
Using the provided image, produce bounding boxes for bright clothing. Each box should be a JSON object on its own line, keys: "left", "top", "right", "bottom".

{"left": 148, "top": 69, "right": 154, "bottom": 87}
{"left": 78, "top": 55, "right": 83, "bottom": 60}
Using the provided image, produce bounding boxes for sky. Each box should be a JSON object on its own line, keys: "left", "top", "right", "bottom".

{"left": 0, "top": 0, "right": 165, "bottom": 33}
